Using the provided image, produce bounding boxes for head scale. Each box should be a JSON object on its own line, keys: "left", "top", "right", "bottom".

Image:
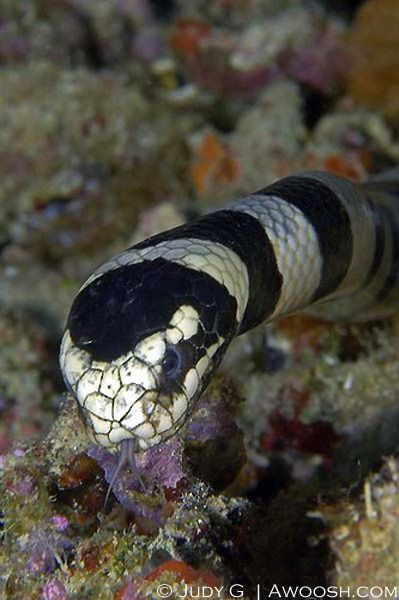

{"left": 60, "top": 257, "right": 238, "bottom": 452}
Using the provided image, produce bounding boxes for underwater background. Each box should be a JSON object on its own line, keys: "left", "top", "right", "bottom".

{"left": 1, "top": 1, "right": 399, "bottom": 598}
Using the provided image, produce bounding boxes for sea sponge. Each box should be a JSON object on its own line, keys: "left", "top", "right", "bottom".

{"left": 348, "top": 0, "right": 399, "bottom": 123}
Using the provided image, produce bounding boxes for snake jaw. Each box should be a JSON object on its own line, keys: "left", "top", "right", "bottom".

{"left": 59, "top": 326, "right": 222, "bottom": 451}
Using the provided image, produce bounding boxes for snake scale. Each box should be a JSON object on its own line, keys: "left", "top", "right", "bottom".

{"left": 59, "top": 169, "right": 399, "bottom": 480}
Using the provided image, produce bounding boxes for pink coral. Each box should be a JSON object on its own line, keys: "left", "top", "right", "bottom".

{"left": 88, "top": 437, "right": 185, "bottom": 521}
{"left": 9, "top": 474, "right": 36, "bottom": 497}
{"left": 51, "top": 515, "right": 69, "bottom": 532}
{"left": 21, "top": 527, "right": 73, "bottom": 576}
{"left": 280, "top": 27, "right": 349, "bottom": 94}
{"left": 41, "top": 579, "right": 67, "bottom": 600}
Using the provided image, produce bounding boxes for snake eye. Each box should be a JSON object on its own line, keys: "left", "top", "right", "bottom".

{"left": 162, "top": 347, "right": 182, "bottom": 377}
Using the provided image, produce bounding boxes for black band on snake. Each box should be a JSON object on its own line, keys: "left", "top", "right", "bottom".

{"left": 59, "top": 169, "right": 399, "bottom": 480}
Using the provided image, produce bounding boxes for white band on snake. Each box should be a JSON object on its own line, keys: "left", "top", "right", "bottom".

{"left": 59, "top": 169, "right": 399, "bottom": 482}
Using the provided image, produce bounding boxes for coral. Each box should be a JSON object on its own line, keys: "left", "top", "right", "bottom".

{"left": 305, "top": 108, "right": 399, "bottom": 175}
{"left": 53, "top": 451, "right": 108, "bottom": 520}
{"left": 170, "top": 18, "right": 212, "bottom": 59}
{"left": 8, "top": 518, "right": 73, "bottom": 578}
{"left": 229, "top": 80, "right": 306, "bottom": 191}
{"left": 88, "top": 437, "right": 186, "bottom": 523}
{"left": 170, "top": 17, "right": 272, "bottom": 98}
{"left": 144, "top": 559, "right": 221, "bottom": 587}
{"left": 176, "top": 0, "right": 301, "bottom": 23}
{"left": 0, "top": 62, "right": 192, "bottom": 232}
{"left": 2, "top": 0, "right": 399, "bottom": 596}
{"left": 190, "top": 130, "right": 240, "bottom": 196}
{"left": 323, "top": 458, "right": 399, "bottom": 588}
{"left": 41, "top": 579, "right": 67, "bottom": 600}
{"left": 114, "top": 581, "right": 141, "bottom": 600}
{"left": 348, "top": 0, "right": 399, "bottom": 123}
{"left": 0, "top": 60, "right": 194, "bottom": 351}
{"left": 51, "top": 515, "right": 69, "bottom": 532}
{"left": 129, "top": 203, "right": 185, "bottom": 247}
{"left": 262, "top": 410, "right": 340, "bottom": 457}
{"left": 0, "top": 308, "right": 60, "bottom": 451}
{"left": 8, "top": 472, "right": 37, "bottom": 497}
{"left": 0, "top": 0, "right": 160, "bottom": 68}
{"left": 280, "top": 24, "right": 349, "bottom": 95}
{"left": 170, "top": 8, "right": 319, "bottom": 99}
{"left": 185, "top": 376, "right": 246, "bottom": 490}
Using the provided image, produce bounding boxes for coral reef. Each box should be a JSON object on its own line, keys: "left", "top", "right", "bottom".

{"left": 322, "top": 457, "right": 399, "bottom": 589}
{"left": 1, "top": 0, "right": 399, "bottom": 597}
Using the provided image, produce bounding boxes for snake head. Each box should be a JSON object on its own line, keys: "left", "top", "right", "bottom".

{"left": 59, "top": 257, "right": 238, "bottom": 451}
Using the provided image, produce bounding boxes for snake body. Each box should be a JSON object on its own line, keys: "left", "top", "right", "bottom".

{"left": 60, "top": 169, "right": 399, "bottom": 462}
